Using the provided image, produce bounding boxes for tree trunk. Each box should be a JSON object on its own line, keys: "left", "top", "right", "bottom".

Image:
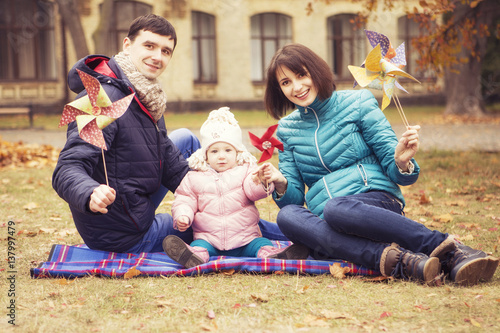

{"left": 443, "top": 0, "right": 496, "bottom": 117}
{"left": 92, "top": 0, "right": 114, "bottom": 56}
{"left": 55, "top": 0, "right": 89, "bottom": 59}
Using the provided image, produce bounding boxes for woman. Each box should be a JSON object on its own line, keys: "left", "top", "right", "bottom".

{"left": 262, "top": 43, "right": 498, "bottom": 285}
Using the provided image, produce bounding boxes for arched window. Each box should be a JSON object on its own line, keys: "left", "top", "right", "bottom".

{"left": 0, "top": 0, "right": 57, "bottom": 80}
{"left": 192, "top": 11, "right": 217, "bottom": 83}
{"left": 327, "top": 14, "right": 366, "bottom": 80}
{"left": 398, "top": 15, "right": 435, "bottom": 80}
{"left": 251, "top": 13, "right": 292, "bottom": 82}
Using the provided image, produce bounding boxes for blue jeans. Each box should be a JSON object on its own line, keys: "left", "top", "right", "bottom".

{"left": 127, "top": 128, "right": 287, "bottom": 253}
{"left": 191, "top": 237, "right": 273, "bottom": 257}
{"left": 277, "top": 191, "right": 448, "bottom": 271}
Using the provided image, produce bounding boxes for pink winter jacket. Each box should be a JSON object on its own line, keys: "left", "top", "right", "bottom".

{"left": 172, "top": 163, "right": 274, "bottom": 251}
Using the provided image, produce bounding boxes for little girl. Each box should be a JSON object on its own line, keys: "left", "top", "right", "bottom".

{"left": 162, "top": 107, "right": 309, "bottom": 268}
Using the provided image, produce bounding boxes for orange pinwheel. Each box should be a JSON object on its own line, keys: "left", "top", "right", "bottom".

{"left": 59, "top": 69, "right": 135, "bottom": 150}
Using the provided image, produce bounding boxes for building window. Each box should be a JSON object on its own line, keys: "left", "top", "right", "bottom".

{"left": 109, "top": 1, "right": 151, "bottom": 55}
{"left": 192, "top": 11, "right": 217, "bottom": 83}
{"left": 327, "top": 14, "right": 366, "bottom": 80}
{"left": 0, "top": 0, "right": 57, "bottom": 81}
{"left": 251, "top": 13, "right": 292, "bottom": 82}
{"left": 398, "top": 15, "right": 435, "bottom": 80}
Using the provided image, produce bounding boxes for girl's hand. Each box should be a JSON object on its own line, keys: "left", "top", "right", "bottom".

{"left": 176, "top": 216, "right": 190, "bottom": 232}
{"left": 394, "top": 125, "right": 420, "bottom": 172}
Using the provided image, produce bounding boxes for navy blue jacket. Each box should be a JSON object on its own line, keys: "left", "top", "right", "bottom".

{"left": 53, "top": 55, "right": 189, "bottom": 252}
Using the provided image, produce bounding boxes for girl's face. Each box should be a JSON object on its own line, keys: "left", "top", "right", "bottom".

{"left": 206, "top": 142, "right": 238, "bottom": 172}
{"left": 276, "top": 65, "right": 318, "bottom": 107}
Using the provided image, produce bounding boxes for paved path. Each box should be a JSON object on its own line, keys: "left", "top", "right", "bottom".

{"left": 1, "top": 123, "right": 500, "bottom": 152}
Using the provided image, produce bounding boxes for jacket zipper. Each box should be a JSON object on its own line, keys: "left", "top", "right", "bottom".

{"left": 308, "top": 107, "right": 332, "bottom": 173}
{"left": 214, "top": 174, "right": 226, "bottom": 249}
{"left": 122, "top": 201, "right": 140, "bottom": 231}
{"left": 130, "top": 88, "right": 163, "bottom": 188}
{"left": 357, "top": 164, "right": 368, "bottom": 186}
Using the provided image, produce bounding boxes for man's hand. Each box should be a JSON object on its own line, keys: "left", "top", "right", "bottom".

{"left": 89, "top": 185, "right": 116, "bottom": 214}
{"left": 176, "top": 215, "right": 190, "bottom": 232}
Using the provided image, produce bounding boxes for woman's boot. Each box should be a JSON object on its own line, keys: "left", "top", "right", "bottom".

{"left": 430, "top": 235, "right": 499, "bottom": 286}
{"left": 380, "top": 243, "right": 440, "bottom": 284}
{"left": 162, "top": 235, "right": 209, "bottom": 269}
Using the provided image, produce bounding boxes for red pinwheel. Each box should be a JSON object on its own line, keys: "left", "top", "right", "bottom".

{"left": 249, "top": 124, "right": 283, "bottom": 163}
{"left": 59, "top": 69, "right": 135, "bottom": 150}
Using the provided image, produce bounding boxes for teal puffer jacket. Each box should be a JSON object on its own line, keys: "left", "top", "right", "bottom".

{"left": 274, "top": 89, "right": 420, "bottom": 218}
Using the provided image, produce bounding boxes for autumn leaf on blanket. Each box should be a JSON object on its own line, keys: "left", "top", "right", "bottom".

{"left": 123, "top": 266, "right": 141, "bottom": 279}
{"left": 329, "top": 263, "right": 350, "bottom": 279}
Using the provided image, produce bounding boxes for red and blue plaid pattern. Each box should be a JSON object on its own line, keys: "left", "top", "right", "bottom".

{"left": 30, "top": 241, "right": 379, "bottom": 279}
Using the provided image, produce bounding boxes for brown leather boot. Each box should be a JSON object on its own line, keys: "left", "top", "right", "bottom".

{"left": 430, "top": 236, "right": 499, "bottom": 286}
{"left": 380, "top": 243, "right": 440, "bottom": 284}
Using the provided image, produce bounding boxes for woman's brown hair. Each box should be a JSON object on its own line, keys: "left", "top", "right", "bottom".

{"left": 264, "top": 44, "right": 336, "bottom": 119}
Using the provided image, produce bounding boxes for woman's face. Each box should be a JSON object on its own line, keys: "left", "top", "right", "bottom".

{"left": 276, "top": 65, "right": 318, "bottom": 107}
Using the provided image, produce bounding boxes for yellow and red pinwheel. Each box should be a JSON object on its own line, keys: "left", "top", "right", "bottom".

{"left": 348, "top": 44, "right": 420, "bottom": 111}
{"left": 249, "top": 124, "right": 283, "bottom": 163}
{"left": 59, "top": 69, "right": 135, "bottom": 150}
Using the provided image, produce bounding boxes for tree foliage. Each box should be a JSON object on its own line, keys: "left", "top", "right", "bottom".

{"left": 308, "top": 0, "right": 500, "bottom": 116}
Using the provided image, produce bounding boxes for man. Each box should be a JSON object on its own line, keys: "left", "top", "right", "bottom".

{"left": 53, "top": 14, "right": 285, "bottom": 253}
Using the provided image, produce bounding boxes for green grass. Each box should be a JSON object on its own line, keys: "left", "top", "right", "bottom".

{"left": 0, "top": 150, "right": 499, "bottom": 332}
{"left": 1, "top": 103, "right": 499, "bottom": 131}
{"left": 0, "top": 106, "right": 446, "bottom": 131}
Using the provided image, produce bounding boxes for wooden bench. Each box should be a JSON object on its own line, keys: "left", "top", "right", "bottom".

{"left": 0, "top": 105, "right": 34, "bottom": 127}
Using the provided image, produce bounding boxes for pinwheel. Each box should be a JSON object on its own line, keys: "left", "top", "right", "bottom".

{"left": 349, "top": 30, "right": 420, "bottom": 128}
{"left": 59, "top": 69, "right": 135, "bottom": 184}
{"left": 349, "top": 45, "right": 419, "bottom": 128}
{"left": 249, "top": 124, "right": 283, "bottom": 163}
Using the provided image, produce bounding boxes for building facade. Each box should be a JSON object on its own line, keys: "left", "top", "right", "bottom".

{"left": 0, "top": 0, "right": 439, "bottom": 113}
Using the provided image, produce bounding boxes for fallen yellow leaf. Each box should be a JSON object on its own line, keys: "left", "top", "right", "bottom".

{"left": 123, "top": 266, "right": 141, "bottom": 279}
{"left": 329, "top": 263, "right": 350, "bottom": 279}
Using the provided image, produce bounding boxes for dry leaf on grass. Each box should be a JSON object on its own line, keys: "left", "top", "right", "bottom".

{"left": 251, "top": 294, "right": 269, "bottom": 302}
{"left": 329, "top": 263, "right": 350, "bottom": 279}
{"left": 23, "top": 202, "right": 39, "bottom": 210}
{"left": 433, "top": 214, "right": 453, "bottom": 223}
{"left": 362, "top": 275, "right": 392, "bottom": 283}
{"left": 296, "top": 285, "right": 309, "bottom": 294}
{"left": 319, "top": 309, "right": 351, "bottom": 319}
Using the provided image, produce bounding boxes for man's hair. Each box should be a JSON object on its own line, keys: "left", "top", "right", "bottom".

{"left": 127, "top": 14, "right": 177, "bottom": 49}
{"left": 264, "top": 43, "right": 336, "bottom": 119}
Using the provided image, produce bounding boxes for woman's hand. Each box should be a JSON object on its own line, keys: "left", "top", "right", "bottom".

{"left": 394, "top": 125, "right": 420, "bottom": 172}
{"left": 252, "top": 163, "right": 288, "bottom": 193}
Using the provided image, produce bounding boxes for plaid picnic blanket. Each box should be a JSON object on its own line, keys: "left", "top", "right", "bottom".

{"left": 30, "top": 241, "right": 379, "bottom": 279}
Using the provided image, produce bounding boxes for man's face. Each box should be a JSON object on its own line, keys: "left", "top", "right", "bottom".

{"left": 123, "top": 30, "right": 175, "bottom": 80}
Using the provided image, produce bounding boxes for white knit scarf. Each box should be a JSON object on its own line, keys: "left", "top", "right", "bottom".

{"left": 114, "top": 52, "right": 167, "bottom": 122}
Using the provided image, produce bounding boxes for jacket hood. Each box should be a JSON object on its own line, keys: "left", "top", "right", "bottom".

{"left": 67, "top": 55, "right": 130, "bottom": 95}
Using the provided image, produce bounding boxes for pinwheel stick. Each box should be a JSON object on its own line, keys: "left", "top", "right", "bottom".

{"left": 393, "top": 93, "right": 410, "bottom": 129}
{"left": 102, "top": 149, "right": 109, "bottom": 186}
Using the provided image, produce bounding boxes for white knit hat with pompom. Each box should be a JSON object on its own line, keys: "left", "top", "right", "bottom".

{"left": 187, "top": 107, "right": 256, "bottom": 171}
